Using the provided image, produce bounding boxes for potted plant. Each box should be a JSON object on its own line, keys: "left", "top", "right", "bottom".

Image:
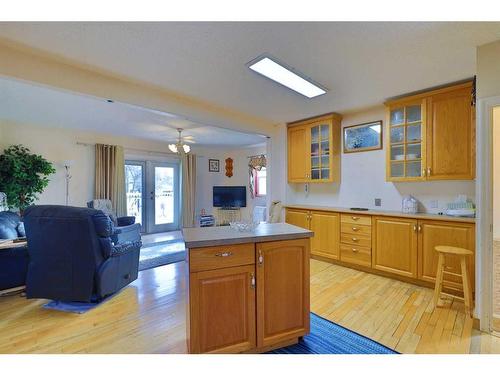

{"left": 0, "top": 145, "right": 55, "bottom": 214}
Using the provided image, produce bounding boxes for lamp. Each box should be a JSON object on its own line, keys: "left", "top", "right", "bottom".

{"left": 62, "top": 160, "right": 74, "bottom": 206}
{"left": 168, "top": 128, "right": 191, "bottom": 154}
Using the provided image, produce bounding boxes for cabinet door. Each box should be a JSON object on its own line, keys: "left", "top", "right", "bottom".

{"left": 372, "top": 217, "right": 418, "bottom": 278}
{"left": 256, "top": 239, "right": 310, "bottom": 348}
{"left": 285, "top": 209, "right": 310, "bottom": 229}
{"left": 288, "top": 125, "right": 309, "bottom": 182}
{"left": 418, "top": 220, "right": 475, "bottom": 291}
{"left": 310, "top": 211, "right": 340, "bottom": 260}
{"left": 309, "top": 120, "right": 333, "bottom": 182}
{"left": 426, "top": 85, "right": 474, "bottom": 180}
{"left": 189, "top": 265, "right": 256, "bottom": 353}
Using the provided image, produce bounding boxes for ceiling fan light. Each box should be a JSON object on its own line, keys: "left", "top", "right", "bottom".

{"left": 183, "top": 144, "right": 191, "bottom": 153}
{"left": 168, "top": 144, "right": 178, "bottom": 153}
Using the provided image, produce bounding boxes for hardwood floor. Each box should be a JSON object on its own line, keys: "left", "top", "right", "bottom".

{"left": 1, "top": 258, "right": 500, "bottom": 354}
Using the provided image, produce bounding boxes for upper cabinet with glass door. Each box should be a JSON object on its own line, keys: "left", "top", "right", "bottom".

{"left": 385, "top": 80, "right": 475, "bottom": 182}
{"left": 287, "top": 113, "right": 342, "bottom": 183}
{"left": 387, "top": 99, "right": 426, "bottom": 181}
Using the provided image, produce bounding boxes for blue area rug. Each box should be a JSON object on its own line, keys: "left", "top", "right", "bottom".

{"left": 268, "top": 313, "right": 398, "bottom": 354}
{"left": 43, "top": 293, "right": 116, "bottom": 314}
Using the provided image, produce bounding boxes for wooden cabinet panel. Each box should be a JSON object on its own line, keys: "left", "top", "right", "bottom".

{"left": 418, "top": 220, "right": 475, "bottom": 290}
{"left": 427, "top": 85, "right": 474, "bottom": 180}
{"left": 340, "top": 233, "right": 372, "bottom": 247}
{"left": 189, "top": 243, "right": 255, "bottom": 272}
{"left": 373, "top": 217, "right": 418, "bottom": 278}
{"left": 310, "top": 211, "right": 340, "bottom": 260}
{"left": 340, "top": 243, "right": 371, "bottom": 267}
{"left": 285, "top": 209, "right": 310, "bottom": 230}
{"left": 189, "top": 265, "right": 256, "bottom": 353}
{"left": 256, "top": 239, "right": 310, "bottom": 347}
{"left": 287, "top": 125, "right": 309, "bottom": 182}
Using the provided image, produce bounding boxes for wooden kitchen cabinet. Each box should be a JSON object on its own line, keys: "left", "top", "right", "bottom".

{"left": 418, "top": 220, "right": 475, "bottom": 291}
{"left": 372, "top": 217, "right": 418, "bottom": 278}
{"left": 256, "top": 239, "right": 310, "bottom": 348}
{"left": 310, "top": 211, "right": 340, "bottom": 260}
{"left": 385, "top": 81, "right": 474, "bottom": 182}
{"left": 287, "top": 113, "right": 342, "bottom": 183}
{"left": 189, "top": 265, "right": 256, "bottom": 353}
{"left": 285, "top": 208, "right": 310, "bottom": 230}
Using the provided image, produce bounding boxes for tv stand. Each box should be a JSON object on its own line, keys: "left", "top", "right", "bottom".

{"left": 215, "top": 207, "right": 241, "bottom": 226}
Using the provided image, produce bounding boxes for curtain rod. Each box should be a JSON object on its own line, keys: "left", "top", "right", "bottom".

{"left": 247, "top": 153, "right": 266, "bottom": 159}
{"left": 76, "top": 141, "right": 175, "bottom": 157}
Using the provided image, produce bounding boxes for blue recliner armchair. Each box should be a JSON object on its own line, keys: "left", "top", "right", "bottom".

{"left": 23, "top": 205, "right": 142, "bottom": 302}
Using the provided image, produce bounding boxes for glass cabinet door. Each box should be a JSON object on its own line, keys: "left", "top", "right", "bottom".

{"left": 389, "top": 103, "right": 423, "bottom": 179}
{"left": 310, "top": 123, "right": 330, "bottom": 180}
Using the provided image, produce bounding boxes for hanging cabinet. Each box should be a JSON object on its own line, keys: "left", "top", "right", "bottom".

{"left": 287, "top": 113, "right": 342, "bottom": 183}
{"left": 385, "top": 81, "right": 475, "bottom": 182}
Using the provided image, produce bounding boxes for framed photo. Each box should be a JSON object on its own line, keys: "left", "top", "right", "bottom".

{"left": 208, "top": 159, "right": 220, "bottom": 172}
{"left": 343, "top": 120, "right": 383, "bottom": 153}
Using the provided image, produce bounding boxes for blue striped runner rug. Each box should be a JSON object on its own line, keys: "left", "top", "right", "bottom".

{"left": 268, "top": 313, "right": 398, "bottom": 354}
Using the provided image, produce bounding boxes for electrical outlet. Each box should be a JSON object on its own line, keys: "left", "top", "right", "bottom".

{"left": 374, "top": 198, "right": 382, "bottom": 207}
{"left": 430, "top": 200, "right": 439, "bottom": 209}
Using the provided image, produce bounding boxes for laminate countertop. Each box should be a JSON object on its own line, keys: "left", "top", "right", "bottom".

{"left": 183, "top": 222, "right": 313, "bottom": 248}
{"left": 284, "top": 204, "right": 476, "bottom": 224}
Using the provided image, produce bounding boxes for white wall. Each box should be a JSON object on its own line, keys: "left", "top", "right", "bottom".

{"left": 273, "top": 106, "right": 476, "bottom": 214}
{"left": 493, "top": 107, "right": 500, "bottom": 239}
{"left": 0, "top": 120, "right": 179, "bottom": 208}
{"left": 194, "top": 145, "right": 267, "bottom": 222}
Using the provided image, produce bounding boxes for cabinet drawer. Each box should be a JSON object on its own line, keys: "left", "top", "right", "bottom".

{"left": 341, "top": 222, "right": 372, "bottom": 236}
{"left": 189, "top": 243, "right": 255, "bottom": 273}
{"left": 341, "top": 214, "right": 372, "bottom": 226}
{"left": 340, "top": 244, "right": 371, "bottom": 267}
{"left": 340, "top": 233, "right": 371, "bottom": 248}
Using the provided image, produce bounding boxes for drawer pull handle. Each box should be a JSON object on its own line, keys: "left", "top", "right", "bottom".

{"left": 352, "top": 227, "right": 360, "bottom": 232}
{"left": 250, "top": 273, "right": 256, "bottom": 289}
{"left": 258, "top": 250, "right": 264, "bottom": 266}
{"left": 352, "top": 237, "right": 359, "bottom": 242}
{"left": 352, "top": 248, "right": 358, "bottom": 253}
{"left": 351, "top": 216, "right": 360, "bottom": 220}
{"left": 215, "top": 251, "right": 233, "bottom": 257}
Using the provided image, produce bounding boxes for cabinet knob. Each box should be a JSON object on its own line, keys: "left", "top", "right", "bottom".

{"left": 351, "top": 216, "right": 360, "bottom": 221}
{"left": 352, "top": 227, "right": 360, "bottom": 232}
{"left": 352, "top": 237, "right": 359, "bottom": 242}
{"left": 258, "top": 250, "right": 264, "bottom": 266}
{"left": 427, "top": 167, "right": 431, "bottom": 176}
{"left": 352, "top": 248, "right": 358, "bottom": 253}
{"left": 413, "top": 224, "right": 417, "bottom": 232}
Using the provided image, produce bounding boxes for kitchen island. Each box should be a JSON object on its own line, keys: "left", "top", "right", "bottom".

{"left": 183, "top": 223, "right": 313, "bottom": 354}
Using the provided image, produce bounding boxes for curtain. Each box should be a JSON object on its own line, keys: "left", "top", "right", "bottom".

{"left": 248, "top": 154, "right": 267, "bottom": 198}
{"left": 95, "top": 144, "right": 127, "bottom": 216}
{"left": 181, "top": 153, "right": 197, "bottom": 228}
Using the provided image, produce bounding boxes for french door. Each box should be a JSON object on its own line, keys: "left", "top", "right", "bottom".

{"left": 125, "top": 160, "right": 180, "bottom": 233}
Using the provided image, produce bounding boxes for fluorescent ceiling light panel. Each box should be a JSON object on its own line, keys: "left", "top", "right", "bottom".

{"left": 248, "top": 56, "right": 327, "bottom": 98}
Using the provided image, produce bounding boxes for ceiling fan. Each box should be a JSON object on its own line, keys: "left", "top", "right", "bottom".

{"left": 168, "top": 128, "right": 192, "bottom": 154}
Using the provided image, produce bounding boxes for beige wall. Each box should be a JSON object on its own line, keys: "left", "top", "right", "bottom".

{"left": 477, "top": 40, "right": 500, "bottom": 99}
{"left": 0, "top": 120, "right": 178, "bottom": 208}
{"left": 282, "top": 106, "right": 476, "bottom": 213}
{"left": 493, "top": 107, "right": 500, "bottom": 239}
{"left": 194, "top": 145, "right": 267, "bottom": 222}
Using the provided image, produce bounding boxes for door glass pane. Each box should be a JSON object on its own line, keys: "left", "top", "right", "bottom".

{"left": 390, "top": 126, "right": 404, "bottom": 143}
{"left": 390, "top": 162, "right": 404, "bottom": 177}
{"left": 320, "top": 140, "right": 330, "bottom": 155}
{"left": 321, "top": 155, "right": 329, "bottom": 167}
{"left": 321, "top": 169, "right": 330, "bottom": 179}
{"left": 311, "top": 126, "right": 319, "bottom": 143}
{"left": 406, "top": 105, "right": 421, "bottom": 122}
{"left": 311, "top": 142, "right": 319, "bottom": 156}
{"left": 406, "top": 143, "right": 421, "bottom": 160}
{"left": 155, "top": 166, "right": 174, "bottom": 225}
{"left": 390, "top": 108, "right": 404, "bottom": 125}
{"left": 390, "top": 145, "right": 404, "bottom": 161}
{"left": 311, "top": 156, "right": 320, "bottom": 168}
{"left": 406, "top": 123, "right": 421, "bottom": 142}
{"left": 320, "top": 124, "right": 329, "bottom": 140}
{"left": 311, "top": 169, "right": 320, "bottom": 179}
{"left": 406, "top": 161, "right": 422, "bottom": 177}
{"left": 125, "top": 164, "right": 143, "bottom": 225}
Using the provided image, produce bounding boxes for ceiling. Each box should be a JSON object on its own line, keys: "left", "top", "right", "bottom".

{"left": 0, "top": 22, "right": 500, "bottom": 124}
{"left": 0, "top": 77, "right": 266, "bottom": 147}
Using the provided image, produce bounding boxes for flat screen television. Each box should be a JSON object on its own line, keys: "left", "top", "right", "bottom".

{"left": 213, "top": 186, "right": 247, "bottom": 208}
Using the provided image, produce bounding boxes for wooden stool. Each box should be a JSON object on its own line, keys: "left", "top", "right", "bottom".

{"left": 433, "top": 246, "right": 473, "bottom": 317}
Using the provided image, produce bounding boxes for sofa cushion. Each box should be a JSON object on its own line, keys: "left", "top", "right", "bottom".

{"left": 0, "top": 217, "right": 18, "bottom": 239}
{"left": 0, "top": 211, "right": 21, "bottom": 227}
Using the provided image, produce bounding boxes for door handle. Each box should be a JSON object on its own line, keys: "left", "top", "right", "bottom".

{"left": 250, "top": 273, "right": 255, "bottom": 289}
{"left": 258, "top": 250, "right": 264, "bottom": 266}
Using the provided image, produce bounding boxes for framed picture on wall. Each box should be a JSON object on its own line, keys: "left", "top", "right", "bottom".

{"left": 208, "top": 159, "right": 220, "bottom": 172}
{"left": 343, "top": 120, "right": 383, "bottom": 153}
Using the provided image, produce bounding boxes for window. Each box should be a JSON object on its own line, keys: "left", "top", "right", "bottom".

{"left": 255, "top": 167, "right": 267, "bottom": 196}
